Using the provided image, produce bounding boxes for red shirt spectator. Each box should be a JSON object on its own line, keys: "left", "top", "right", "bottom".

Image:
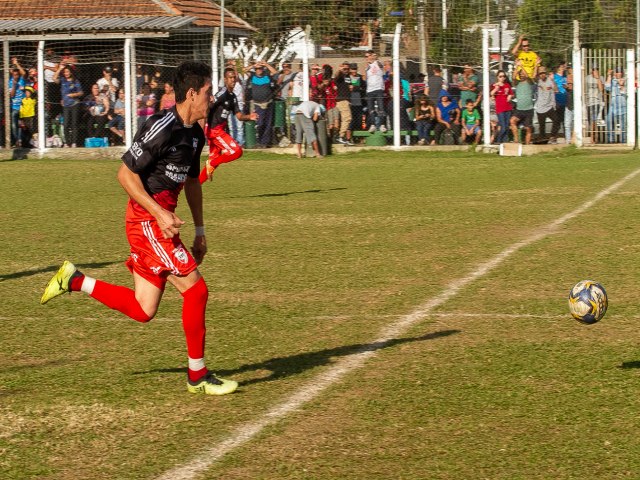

{"left": 492, "top": 81, "right": 514, "bottom": 114}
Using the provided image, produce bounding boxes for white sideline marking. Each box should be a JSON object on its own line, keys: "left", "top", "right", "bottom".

{"left": 157, "top": 167, "right": 640, "bottom": 480}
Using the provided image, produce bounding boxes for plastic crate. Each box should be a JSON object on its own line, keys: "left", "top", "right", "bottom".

{"left": 84, "top": 137, "right": 109, "bottom": 148}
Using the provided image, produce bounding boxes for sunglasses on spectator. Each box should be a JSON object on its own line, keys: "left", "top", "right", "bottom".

{"left": 498, "top": 74, "right": 506, "bottom": 77}
{"left": 522, "top": 44, "right": 530, "bottom": 48}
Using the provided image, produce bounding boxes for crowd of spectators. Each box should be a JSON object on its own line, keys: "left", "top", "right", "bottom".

{"left": 217, "top": 36, "right": 627, "bottom": 152}
{"left": 5, "top": 47, "right": 175, "bottom": 148}
{"left": 3, "top": 37, "right": 629, "bottom": 150}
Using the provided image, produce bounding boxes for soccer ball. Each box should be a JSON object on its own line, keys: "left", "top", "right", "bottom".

{"left": 568, "top": 280, "right": 608, "bottom": 324}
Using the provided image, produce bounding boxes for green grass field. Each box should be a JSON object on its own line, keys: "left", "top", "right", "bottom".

{"left": 2, "top": 147, "right": 640, "bottom": 479}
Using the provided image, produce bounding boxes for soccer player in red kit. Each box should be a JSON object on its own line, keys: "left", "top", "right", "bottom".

{"left": 199, "top": 67, "right": 258, "bottom": 183}
{"left": 41, "top": 61, "right": 237, "bottom": 396}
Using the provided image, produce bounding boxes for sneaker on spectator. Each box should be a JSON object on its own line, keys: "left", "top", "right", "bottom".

{"left": 345, "top": 138, "right": 355, "bottom": 146}
{"left": 368, "top": 125, "right": 377, "bottom": 133}
{"left": 336, "top": 137, "right": 347, "bottom": 144}
{"left": 417, "top": 139, "right": 426, "bottom": 146}
{"left": 379, "top": 125, "right": 388, "bottom": 133}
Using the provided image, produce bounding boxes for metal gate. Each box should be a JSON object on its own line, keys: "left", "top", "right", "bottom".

{"left": 581, "top": 48, "right": 633, "bottom": 145}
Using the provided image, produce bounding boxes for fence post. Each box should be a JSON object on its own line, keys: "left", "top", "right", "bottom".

{"left": 572, "top": 20, "right": 583, "bottom": 147}
{"left": 124, "top": 38, "right": 133, "bottom": 148}
{"left": 626, "top": 49, "right": 636, "bottom": 147}
{"left": 482, "top": 26, "right": 491, "bottom": 148}
{"left": 392, "top": 22, "right": 402, "bottom": 148}
{"left": 4, "top": 40, "right": 10, "bottom": 149}
{"left": 37, "top": 41, "right": 45, "bottom": 152}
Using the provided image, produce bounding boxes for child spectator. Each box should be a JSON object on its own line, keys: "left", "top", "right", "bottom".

{"left": 19, "top": 86, "right": 37, "bottom": 147}
{"left": 461, "top": 99, "right": 482, "bottom": 144}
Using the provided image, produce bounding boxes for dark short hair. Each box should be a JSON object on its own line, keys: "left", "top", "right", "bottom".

{"left": 223, "top": 67, "right": 236, "bottom": 76}
{"left": 365, "top": 50, "right": 375, "bottom": 55}
{"left": 173, "top": 61, "right": 211, "bottom": 103}
{"left": 466, "top": 99, "right": 474, "bottom": 105}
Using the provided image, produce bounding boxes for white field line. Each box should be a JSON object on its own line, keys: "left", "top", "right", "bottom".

{"left": 161, "top": 166, "right": 638, "bottom": 480}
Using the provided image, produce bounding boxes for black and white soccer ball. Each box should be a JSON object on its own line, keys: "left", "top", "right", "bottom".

{"left": 568, "top": 280, "right": 608, "bottom": 324}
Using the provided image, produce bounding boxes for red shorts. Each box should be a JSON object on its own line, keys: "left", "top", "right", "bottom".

{"left": 125, "top": 220, "right": 197, "bottom": 289}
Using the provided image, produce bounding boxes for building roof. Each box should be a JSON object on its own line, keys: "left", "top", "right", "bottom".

{"left": 0, "top": 0, "right": 256, "bottom": 35}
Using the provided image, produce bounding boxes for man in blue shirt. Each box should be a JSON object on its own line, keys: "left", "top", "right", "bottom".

{"left": 8, "top": 66, "right": 26, "bottom": 147}
{"left": 247, "top": 61, "right": 278, "bottom": 147}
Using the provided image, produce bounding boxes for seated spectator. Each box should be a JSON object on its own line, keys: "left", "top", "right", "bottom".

{"left": 159, "top": 81, "right": 176, "bottom": 110}
{"left": 434, "top": 91, "right": 461, "bottom": 145}
{"left": 96, "top": 66, "right": 119, "bottom": 103}
{"left": 460, "top": 99, "right": 482, "bottom": 144}
{"left": 413, "top": 96, "right": 436, "bottom": 145}
{"left": 84, "top": 83, "right": 110, "bottom": 138}
{"left": 136, "top": 82, "right": 157, "bottom": 124}
{"left": 107, "top": 88, "right": 126, "bottom": 141}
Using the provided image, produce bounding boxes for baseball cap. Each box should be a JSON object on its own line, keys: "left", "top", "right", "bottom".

{"left": 104, "top": 66, "right": 113, "bottom": 73}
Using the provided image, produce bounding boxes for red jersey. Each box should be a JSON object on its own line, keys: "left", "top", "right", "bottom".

{"left": 121, "top": 106, "right": 205, "bottom": 222}
{"left": 492, "top": 83, "right": 514, "bottom": 114}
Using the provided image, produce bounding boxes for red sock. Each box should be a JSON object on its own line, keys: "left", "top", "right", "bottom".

{"left": 69, "top": 272, "right": 85, "bottom": 291}
{"left": 189, "top": 367, "right": 208, "bottom": 382}
{"left": 90, "top": 280, "right": 152, "bottom": 323}
{"left": 181, "top": 277, "right": 208, "bottom": 380}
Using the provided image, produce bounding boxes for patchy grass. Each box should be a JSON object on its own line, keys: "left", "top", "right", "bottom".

{"left": 2, "top": 149, "right": 640, "bottom": 479}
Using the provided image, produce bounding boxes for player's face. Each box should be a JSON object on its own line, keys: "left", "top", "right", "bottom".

{"left": 224, "top": 71, "right": 237, "bottom": 90}
{"left": 192, "top": 80, "right": 212, "bottom": 121}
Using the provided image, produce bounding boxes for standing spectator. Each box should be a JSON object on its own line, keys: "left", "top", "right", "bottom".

{"left": 509, "top": 63, "right": 536, "bottom": 145}
{"left": 85, "top": 83, "right": 110, "bottom": 138}
{"left": 564, "top": 73, "right": 574, "bottom": 144}
{"left": 458, "top": 65, "right": 480, "bottom": 108}
{"left": 293, "top": 100, "right": 324, "bottom": 158}
{"left": 461, "top": 99, "right": 482, "bottom": 144}
{"left": 434, "top": 91, "right": 461, "bottom": 144}
{"left": 19, "top": 86, "right": 37, "bottom": 147}
{"left": 490, "top": 70, "right": 513, "bottom": 143}
{"left": 246, "top": 61, "right": 278, "bottom": 148}
{"left": 275, "top": 62, "right": 296, "bottom": 142}
{"left": 605, "top": 66, "right": 627, "bottom": 144}
{"left": 159, "top": 81, "right": 176, "bottom": 110}
{"left": 534, "top": 66, "right": 559, "bottom": 143}
{"left": 425, "top": 66, "right": 446, "bottom": 106}
{"left": 586, "top": 66, "right": 605, "bottom": 140}
{"left": 136, "top": 82, "right": 157, "bottom": 125}
{"left": 334, "top": 62, "right": 353, "bottom": 145}
{"left": 26, "top": 68, "right": 38, "bottom": 91}
{"left": 553, "top": 62, "right": 568, "bottom": 135}
{"left": 347, "top": 63, "right": 365, "bottom": 137}
{"left": 413, "top": 96, "right": 436, "bottom": 145}
{"left": 53, "top": 65, "right": 84, "bottom": 148}
{"left": 96, "top": 66, "right": 119, "bottom": 104}
{"left": 364, "top": 50, "right": 387, "bottom": 133}
{"left": 511, "top": 35, "right": 540, "bottom": 81}
{"left": 8, "top": 62, "right": 26, "bottom": 147}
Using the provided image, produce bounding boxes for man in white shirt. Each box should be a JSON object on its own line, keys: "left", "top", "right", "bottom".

{"left": 293, "top": 100, "right": 324, "bottom": 158}
{"left": 364, "top": 50, "right": 387, "bottom": 133}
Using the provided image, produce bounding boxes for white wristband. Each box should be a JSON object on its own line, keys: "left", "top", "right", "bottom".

{"left": 195, "top": 226, "right": 205, "bottom": 236}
